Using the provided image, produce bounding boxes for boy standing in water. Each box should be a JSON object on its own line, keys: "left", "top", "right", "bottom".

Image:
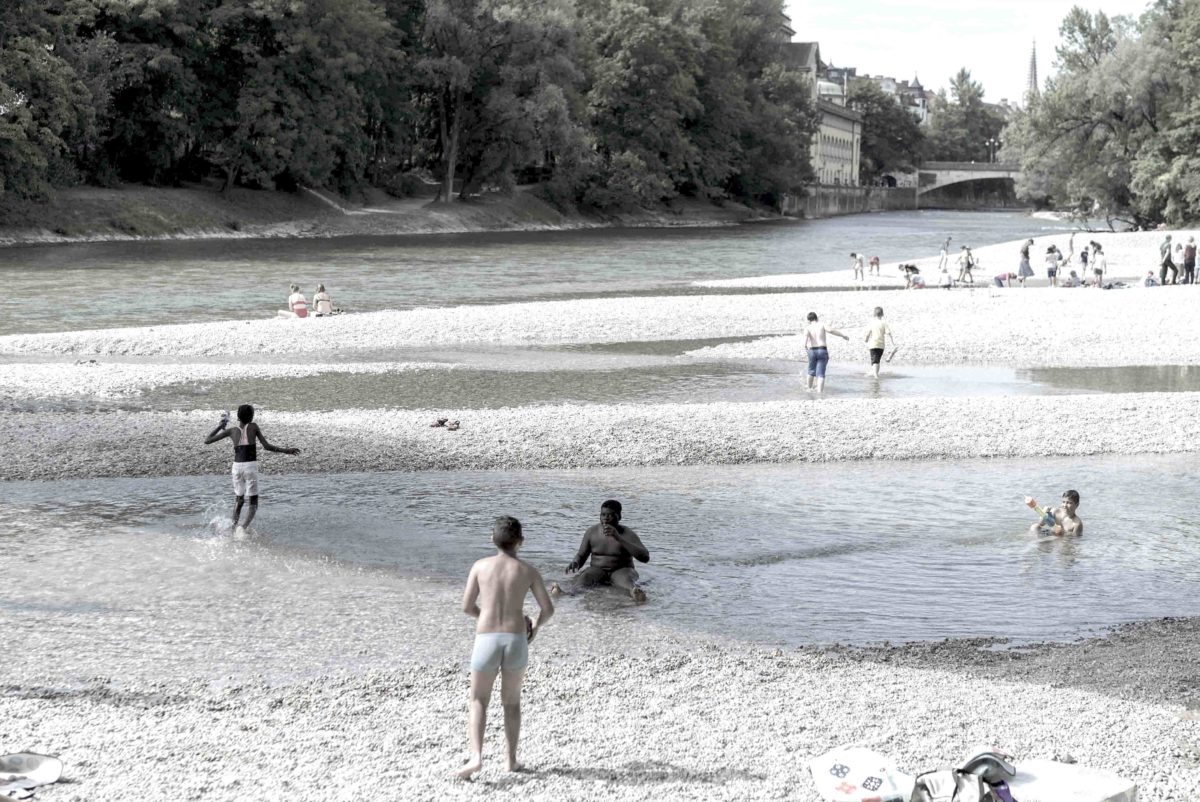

{"left": 1025, "top": 490, "right": 1083, "bottom": 536}
{"left": 863, "top": 306, "right": 896, "bottom": 379}
{"left": 204, "top": 404, "right": 299, "bottom": 532}
{"left": 459, "top": 516, "right": 554, "bottom": 780}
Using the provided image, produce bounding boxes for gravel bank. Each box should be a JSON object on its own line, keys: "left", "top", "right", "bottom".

{"left": 5, "top": 282, "right": 1200, "bottom": 369}
{"left": 5, "top": 626, "right": 1197, "bottom": 802}
{"left": 6, "top": 392, "right": 1200, "bottom": 481}
{"left": 696, "top": 229, "right": 1197, "bottom": 289}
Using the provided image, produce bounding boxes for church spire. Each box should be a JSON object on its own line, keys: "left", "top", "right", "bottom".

{"left": 1025, "top": 40, "right": 1039, "bottom": 105}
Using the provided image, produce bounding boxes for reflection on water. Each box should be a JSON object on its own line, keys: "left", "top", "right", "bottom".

{"left": 0, "top": 210, "right": 1078, "bottom": 336}
{"left": 3, "top": 452, "right": 1200, "bottom": 685}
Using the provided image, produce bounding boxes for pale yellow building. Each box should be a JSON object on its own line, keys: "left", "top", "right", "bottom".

{"left": 784, "top": 42, "right": 863, "bottom": 185}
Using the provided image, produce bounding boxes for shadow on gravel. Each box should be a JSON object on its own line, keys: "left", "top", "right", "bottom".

{"left": 2, "top": 684, "right": 191, "bottom": 709}
{"left": 540, "top": 761, "right": 765, "bottom": 785}
{"left": 816, "top": 617, "right": 1200, "bottom": 710}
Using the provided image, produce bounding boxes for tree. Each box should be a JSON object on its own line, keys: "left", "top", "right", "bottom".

{"left": 0, "top": 0, "right": 99, "bottom": 198}
{"left": 1010, "top": 7, "right": 1166, "bottom": 227}
{"left": 924, "top": 68, "right": 1006, "bottom": 162}
{"left": 847, "top": 80, "right": 924, "bottom": 182}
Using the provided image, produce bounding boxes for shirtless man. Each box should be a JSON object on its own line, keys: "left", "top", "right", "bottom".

{"left": 204, "top": 404, "right": 299, "bottom": 532}
{"left": 1025, "top": 490, "right": 1083, "bottom": 537}
{"left": 550, "top": 500, "right": 649, "bottom": 602}
{"left": 459, "top": 516, "right": 554, "bottom": 780}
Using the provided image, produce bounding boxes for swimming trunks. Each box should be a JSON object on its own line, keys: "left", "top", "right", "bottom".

{"left": 232, "top": 461, "right": 259, "bottom": 497}
{"left": 469, "top": 632, "right": 528, "bottom": 673}
{"left": 869, "top": 348, "right": 884, "bottom": 365}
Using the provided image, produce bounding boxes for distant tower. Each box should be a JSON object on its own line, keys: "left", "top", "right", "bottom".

{"left": 1025, "top": 40, "right": 1039, "bottom": 105}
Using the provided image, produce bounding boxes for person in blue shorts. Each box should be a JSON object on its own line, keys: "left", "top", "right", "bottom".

{"left": 803, "top": 311, "right": 849, "bottom": 393}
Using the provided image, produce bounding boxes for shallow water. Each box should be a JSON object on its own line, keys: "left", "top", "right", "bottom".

{"left": 0, "top": 210, "right": 1077, "bottom": 335}
{"left": 4, "top": 453, "right": 1199, "bottom": 683}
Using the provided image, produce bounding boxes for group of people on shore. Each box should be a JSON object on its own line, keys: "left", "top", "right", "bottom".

{"left": 1154, "top": 233, "right": 1199, "bottom": 286}
{"left": 277, "top": 283, "right": 335, "bottom": 318}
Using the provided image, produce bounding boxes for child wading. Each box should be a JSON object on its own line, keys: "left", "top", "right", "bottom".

{"left": 204, "top": 404, "right": 300, "bottom": 533}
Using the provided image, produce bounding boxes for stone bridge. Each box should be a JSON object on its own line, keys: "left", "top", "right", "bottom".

{"left": 917, "top": 161, "right": 1021, "bottom": 195}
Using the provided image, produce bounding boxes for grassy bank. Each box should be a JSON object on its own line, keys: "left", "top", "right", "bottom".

{"left": 0, "top": 183, "right": 766, "bottom": 246}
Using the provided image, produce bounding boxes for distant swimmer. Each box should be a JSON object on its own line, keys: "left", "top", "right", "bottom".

{"left": 204, "top": 404, "right": 299, "bottom": 533}
{"left": 1024, "top": 490, "right": 1083, "bottom": 537}
{"left": 458, "top": 516, "right": 553, "bottom": 780}
{"left": 550, "top": 499, "right": 649, "bottom": 602}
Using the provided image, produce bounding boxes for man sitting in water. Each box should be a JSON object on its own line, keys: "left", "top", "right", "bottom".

{"left": 1025, "top": 490, "right": 1083, "bottom": 537}
{"left": 204, "top": 404, "right": 300, "bottom": 532}
{"left": 550, "top": 499, "right": 649, "bottom": 602}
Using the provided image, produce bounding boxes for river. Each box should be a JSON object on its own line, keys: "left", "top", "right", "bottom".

{"left": 7, "top": 209, "right": 1197, "bottom": 684}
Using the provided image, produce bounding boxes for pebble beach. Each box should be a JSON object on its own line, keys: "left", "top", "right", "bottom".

{"left": 4, "top": 226, "right": 1200, "bottom": 801}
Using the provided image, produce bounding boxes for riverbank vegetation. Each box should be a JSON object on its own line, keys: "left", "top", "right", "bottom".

{"left": 0, "top": 0, "right": 818, "bottom": 213}
{"left": 1005, "top": 1, "right": 1200, "bottom": 228}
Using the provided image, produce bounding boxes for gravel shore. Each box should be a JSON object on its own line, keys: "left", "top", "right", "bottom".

{"left": 5, "top": 619, "right": 1197, "bottom": 802}
{"left": 7, "top": 390, "right": 1200, "bottom": 481}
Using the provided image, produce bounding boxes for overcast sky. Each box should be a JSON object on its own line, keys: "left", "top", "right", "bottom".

{"left": 783, "top": 0, "right": 1152, "bottom": 104}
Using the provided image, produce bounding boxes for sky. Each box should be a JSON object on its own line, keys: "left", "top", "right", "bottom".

{"left": 784, "top": 0, "right": 1153, "bottom": 104}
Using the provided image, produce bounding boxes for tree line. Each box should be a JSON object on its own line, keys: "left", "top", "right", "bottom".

{"left": 0, "top": 0, "right": 820, "bottom": 210}
{"left": 1007, "top": 0, "right": 1200, "bottom": 228}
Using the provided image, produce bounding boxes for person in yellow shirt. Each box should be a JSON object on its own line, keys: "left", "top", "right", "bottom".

{"left": 863, "top": 306, "right": 896, "bottom": 379}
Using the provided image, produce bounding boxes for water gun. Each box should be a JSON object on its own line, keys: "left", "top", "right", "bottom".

{"left": 1024, "top": 496, "right": 1055, "bottom": 528}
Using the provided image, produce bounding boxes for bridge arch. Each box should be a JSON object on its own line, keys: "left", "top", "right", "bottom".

{"left": 917, "top": 161, "right": 1021, "bottom": 196}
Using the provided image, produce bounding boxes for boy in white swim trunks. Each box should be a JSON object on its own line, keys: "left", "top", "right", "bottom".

{"left": 204, "top": 404, "right": 299, "bottom": 531}
{"left": 459, "top": 516, "right": 554, "bottom": 780}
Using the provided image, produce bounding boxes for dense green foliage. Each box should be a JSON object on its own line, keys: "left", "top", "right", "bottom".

{"left": 0, "top": 0, "right": 817, "bottom": 208}
{"left": 923, "top": 69, "right": 1006, "bottom": 163}
{"left": 847, "top": 80, "right": 923, "bottom": 181}
{"left": 1004, "top": 1, "right": 1200, "bottom": 227}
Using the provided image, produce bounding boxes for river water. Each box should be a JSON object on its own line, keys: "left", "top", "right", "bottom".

{"left": 0, "top": 210, "right": 1077, "bottom": 336}
{"left": 7, "top": 209, "right": 1199, "bottom": 684}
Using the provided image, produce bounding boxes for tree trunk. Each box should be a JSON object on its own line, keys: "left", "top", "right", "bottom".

{"left": 440, "top": 87, "right": 462, "bottom": 203}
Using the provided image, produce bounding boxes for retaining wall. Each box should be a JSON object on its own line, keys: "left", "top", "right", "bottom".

{"left": 782, "top": 185, "right": 917, "bottom": 219}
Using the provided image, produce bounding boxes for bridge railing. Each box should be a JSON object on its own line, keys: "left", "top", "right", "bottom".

{"left": 921, "top": 161, "right": 1019, "bottom": 171}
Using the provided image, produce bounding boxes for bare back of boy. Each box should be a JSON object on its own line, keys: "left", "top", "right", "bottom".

{"left": 470, "top": 554, "right": 550, "bottom": 636}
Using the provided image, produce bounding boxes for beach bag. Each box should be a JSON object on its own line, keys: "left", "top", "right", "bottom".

{"left": 910, "top": 768, "right": 1001, "bottom": 802}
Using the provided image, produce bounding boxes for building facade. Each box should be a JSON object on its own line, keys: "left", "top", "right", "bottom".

{"left": 784, "top": 42, "right": 863, "bottom": 185}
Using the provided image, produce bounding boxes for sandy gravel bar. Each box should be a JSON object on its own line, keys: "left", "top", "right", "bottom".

{"left": 696, "top": 229, "right": 1200, "bottom": 289}
{"left": 5, "top": 282, "right": 1200, "bottom": 369}
{"left": 7, "top": 392, "right": 1200, "bottom": 481}
{"left": 4, "top": 629, "right": 1197, "bottom": 802}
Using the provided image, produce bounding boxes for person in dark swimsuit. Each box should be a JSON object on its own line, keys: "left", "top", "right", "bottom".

{"left": 204, "top": 404, "right": 299, "bottom": 531}
{"left": 550, "top": 499, "right": 649, "bottom": 602}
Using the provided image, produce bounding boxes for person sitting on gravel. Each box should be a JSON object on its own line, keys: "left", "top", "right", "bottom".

{"left": 311, "top": 283, "right": 334, "bottom": 316}
{"left": 458, "top": 516, "right": 554, "bottom": 780}
{"left": 204, "top": 404, "right": 299, "bottom": 534}
{"left": 550, "top": 499, "right": 649, "bottom": 602}
{"left": 1025, "top": 490, "right": 1083, "bottom": 537}
{"left": 278, "top": 284, "right": 309, "bottom": 318}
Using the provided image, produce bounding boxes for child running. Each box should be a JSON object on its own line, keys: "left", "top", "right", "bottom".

{"left": 204, "top": 404, "right": 300, "bottom": 533}
{"left": 1024, "top": 491, "right": 1083, "bottom": 536}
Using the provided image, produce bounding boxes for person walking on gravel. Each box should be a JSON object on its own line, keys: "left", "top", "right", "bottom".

{"left": 1160, "top": 234, "right": 1177, "bottom": 286}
